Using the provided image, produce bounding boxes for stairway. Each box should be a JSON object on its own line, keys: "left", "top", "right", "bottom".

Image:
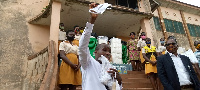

{"left": 121, "top": 70, "right": 153, "bottom": 90}
{"left": 77, "top": 70, "right": 153, "bottom": 90}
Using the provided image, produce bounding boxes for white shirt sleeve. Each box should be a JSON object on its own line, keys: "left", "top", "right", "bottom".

{"left": 142, "top": 48, "right": 145, "bottom": 53}
{"left": 137, "top": 39, "right": 141, "bottom": 47}
{"left": 156, "top": 47, "right": 160, "bottom": 53}
{"left": 78, "top": 22, "right": 94, "bottom": 70}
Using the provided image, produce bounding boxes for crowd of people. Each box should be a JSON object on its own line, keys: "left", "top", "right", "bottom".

{"left": 57, "top": 3, "right": 200, "bottom": 90}
{"left": 127, "top": 32, "right": 200, "bottom": 90}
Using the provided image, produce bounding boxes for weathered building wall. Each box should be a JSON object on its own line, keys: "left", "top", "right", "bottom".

{"left": 0, "top": 0, "right": 49, "bottom": 89}
{"left": 183, "top": 12, "right": 200, "bottom": 25}
{"left": 153, "top": 9, "right": 159, "bottom": 17}
{"left": 23, "top": 50, "right": 48, "bottom": 90}
{"left": 192, "top": 37, "right": 200, "bottom": 45}
{"left": 153, "top": 7, "right": 196, "bottom": 49}
{"left": 160, "top": 7, "right": 182, "bottom": 22}
{"left": 28, "top": 24, "right": 50, "bottom": 53}
{"left": 155, "top": 31, "right": 191, "bottom": 50}
{"left": 183, "top": 11, "right": 200, "bottom": 50}
{"left": 167, "top": 32, "right": 191, "bottom": 50}
{"left": 84, "top": 0, "right": 104, "bottom": 4}
{"left": 144, "top": 0, "right": 159, "bottom": 47}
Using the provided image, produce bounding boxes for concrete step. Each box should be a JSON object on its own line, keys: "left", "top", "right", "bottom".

{"left": 77, "top": 87, "right": 153, "bottom": 90}
{"left": 77, "top": 82, "right": 152, "bottom": 89}
{"left": 121, "top": 74, "right": 148, "bottom": 79}
{"left": 127, "top": 71, "right": 145, "bottom": 75}
{"left": 76, "top": 71, "right": 152, "bottom": 90}
{"left": 123, "top": 88, "right": 154, "bottom": 90}
{"left": 123, "top": 82, "right": 153, "bottom": 88}
{"left": 122, "top": 78, "right": 150, "bottom": 83}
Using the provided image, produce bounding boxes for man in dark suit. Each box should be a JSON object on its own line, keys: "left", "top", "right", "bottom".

{"left": 157, "top": 36, "right": 200, "bottom": 90}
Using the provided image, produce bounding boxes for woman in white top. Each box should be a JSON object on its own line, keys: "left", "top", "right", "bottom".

{"left": 78, "top": 3, "right": 122, "bottom": 90}
{"left": 59, "top": 30, "right": 82, "bottom": 90}
{"left": 137, "top": 32, "right": 147, "bottom": 70}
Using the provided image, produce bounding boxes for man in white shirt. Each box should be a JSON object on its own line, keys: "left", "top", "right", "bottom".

{"left": 157, "top": 36, "right": 200, "bottom": 90}
{"left": 78, "top": 3, "right": 122, "bottom": 90}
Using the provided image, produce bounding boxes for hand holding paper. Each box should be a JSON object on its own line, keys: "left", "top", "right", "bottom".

{"left": 89, "top": 3, "right": 112, "bottom": 14}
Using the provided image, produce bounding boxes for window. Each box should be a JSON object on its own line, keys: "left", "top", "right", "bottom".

{"left": 153, "top": 17, "right": 161, "bottom": 31}
{"left": 187, "top": 24, "right": 200, "bottom": 37}
{"left": 116, "top": 0, "right": 138, "bottom": 9}
{"left": 163, "top": 18, "right": 185, "bottom": 34}
{"left": 194, "top": 25, "right": 199, "bottom": 37}
{"left": 173, "top": 21, "right": 180, "bottom": 33}
{"left": 197, "top": 26, "right": 200, "bottom": 37}
{"left": 164, "top": 19, "right": 174, "bottom": 32}
{"left": 178, "top": 22, "right": 185, "bottom": 34}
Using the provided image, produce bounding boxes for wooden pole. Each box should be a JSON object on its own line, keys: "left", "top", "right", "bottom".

{"left": 180, "top": 11, "right": 195, "bottom": 52}
{"left": 157, "top": 7, "right": 168, "bottom": 40}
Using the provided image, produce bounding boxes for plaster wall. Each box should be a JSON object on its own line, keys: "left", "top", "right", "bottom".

{"left": 116, "top": 36, "right": 130, "bottom": 42}
{"left": 28, "top": 24, "right": 50, "bottom": 53}
{"left": 85, "top": 0, "right": 104, "bottom": 4}
{"left": 0, "top": 0, "right": 49, "bottom": 89}
{"left": 168, "top": 32, "right": 190, "bottom": 50}
{"left": 192, "top": 37, "right": 200, "bottom": 44}
{"left": 155, "top": 31, "right": 190, "bottom": 50}
{"left": 140, "top": 19, "right": 155, "bottom": 46}
{"left": 160, "top": 7, "right": 182, "bottom": 22}
{"left": 50, "top": 1, "right": 61, "bottom": 49}
{"left": 183, "top": 12, "right": 200, "bottom": 25}
{"left": 155, "top": 31, "right": 164, "bottom": 47}
{"left": 153, "top": 9, "right": 159, "bottom": 17}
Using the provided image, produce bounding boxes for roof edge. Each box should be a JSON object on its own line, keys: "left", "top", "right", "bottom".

{"left": 28, "top": 0, "right": 154, "bottom": 24}
{"left": 171, "top": 0, "right": 200, "bottom": 9}
{"left": 28, "top": 0, "right": 53, "bottom": 24}
{"left": 75, "top": 0, "right": 154, "bottom": 18}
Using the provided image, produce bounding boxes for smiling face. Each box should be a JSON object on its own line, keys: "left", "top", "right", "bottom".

{"left": 94, "top": 44, "right": 111, "bottom": 60}
{"left": 165, "top": 39, "right": 178, "bottom": 54}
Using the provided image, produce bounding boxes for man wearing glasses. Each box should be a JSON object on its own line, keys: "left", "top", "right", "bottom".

{"left": 157, "top": 36, "right": 200, "bottom": 90}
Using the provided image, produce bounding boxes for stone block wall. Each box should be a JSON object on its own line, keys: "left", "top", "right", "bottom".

{"left": 155, "top": 31, "right": 164, "bottom": 46}
{"left": 23, "top": 48, "right": 48, "bottom": 90}
{"left": 155, "top": 31, "right": 191, "bottom": 50}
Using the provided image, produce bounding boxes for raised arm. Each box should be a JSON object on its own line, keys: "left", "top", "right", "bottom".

{"left": 78, "top": 3, "right": 98, "bottom": 69}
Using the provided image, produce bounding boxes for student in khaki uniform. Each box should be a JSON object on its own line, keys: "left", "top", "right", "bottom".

{"left": 59, "top": 30, "right": 82, "bottom": 90}
{"left": 142, "top": 38, "right": 160, "bottom": 90}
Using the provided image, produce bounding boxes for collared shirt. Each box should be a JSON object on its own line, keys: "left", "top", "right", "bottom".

{"left": 79, "top": 22, "right": 122, "bottom": 90}
{"left": 137, "top": 38, "right": 146, "bottom": 48}
{"left": 59, "top": 41, "right": 78, "bottom": 55}
{"left": 168, "top": 52, "right": 193, "bottom": 86}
